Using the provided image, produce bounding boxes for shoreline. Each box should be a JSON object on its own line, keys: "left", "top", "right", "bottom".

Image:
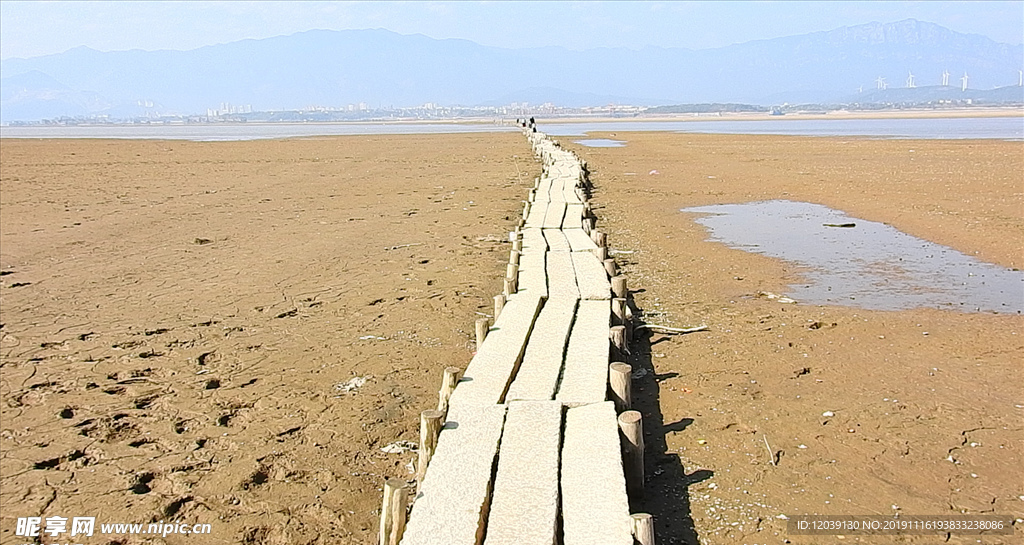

{"left": 1, "top": 105, "right": 1021, "bottom": 132}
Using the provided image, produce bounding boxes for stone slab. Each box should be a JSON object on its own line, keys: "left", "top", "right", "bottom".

{"left": 525, "top": 202, "right": 547, "bottom": 228}
{"left": 555, "top": 299, "right": 610, "bottom": 407}
{"left": 542, "top": 228, "right": 571, "bottom": 253}
{"left": 505, "top": 298, "right": 578, "bottom": 402}
{"left": 401, "top": 404, "right": 508, "bottom": 545}
{"left": 571, "top": 251, "right": 611, "bottom": 300}
{"left": 560, "top": 402, "right": 633, "bottom": 545}
{"left": 517, "top": 251, "right": 548, "bottom": 298}
{"left": 545, "top": 251, "right": 580, "bottom": 299}
{"left": 562, "top": 204, "right": 585, "bottom": 231}
{"left": 542, "top": 202, "right": 566, "bottom": 229}
{"left": 482, "top": 401, "right": 562, "bottom": 545}
{"left": 521, "top": 228, "right": 548, "bottom": 254}
{"left": 563, "top": 228, "right": 599, "bottom": 252}
{"left": 446, "top": 295, "right": 543, "bottom": 422}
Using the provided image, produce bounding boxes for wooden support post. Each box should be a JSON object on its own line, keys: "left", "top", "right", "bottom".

{"left": 595, "top": 231, "right": 608, "bottom": 248}
{"left": 609, "top": 362, "right": 632, "bottom": 413}
{"left": 618, "top": 411, "right": 645, "bottom": 498}
{"left": 611, "top": 297, "right": 627, "bottom": 326}
{"left": 611, "top": 275, "right": 628, "bottom": 299}
{"left": 583, "top": 218, "right": 594, "bottom": 234}
{"left": 506, "top": 263, "right": 519, "bottom": 285}
{"left": 523, "top": 201, "right": 531, "bottom": 218}
{"left": 594, "top": 246, "right": 608, "bottom": 262}
{"left": 389, "top": 481, "right": 408, "bottom": 545}
{"left": 590, "top": 229, "right": 602, "bottom": 245}
{"left": 503, "top": 277, "right": 516, "bottom": 297}
{"left": 493, "top": 294, "right": 506, "bottom": 320}
{"left": 610, "top": 325, "right": 627, "bottom": 360}
{"left": 379, "top": 479, "right": 403, "bottom": 545}
{"left": 631, "top": 513, "right": 655, "bottom": 545}
{"left": 529, "top": 188, "right": 536, "bottom": 201}
{"left": 603, "top": 258, "right": 617, "bottom": 278}
{"left": 437, "top": 367, "right": 463, "bottom": 414}
{"left": 416, "top": 410, "right": 444, "bottom": 483}
{"left": 583, "top": 202, "right": 592, "bottom": 218}
{"left": 518, "top": 218, "right": 525, "bottom": 229}
{"left": 510, "top": 249, "right": 520, "bottom": 266}
{"left": 512, "top": 238, "right": 523, "bottom": 252}
{"left": 476, "top": 318, "right": 490, "bottom": 350}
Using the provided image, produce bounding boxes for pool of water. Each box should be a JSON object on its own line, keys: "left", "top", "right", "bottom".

{"left": 681, "top": 200, "right": 1024, "bottom": 314}
{"left": 573, "top": 139, "right": 626, "bottom": 147}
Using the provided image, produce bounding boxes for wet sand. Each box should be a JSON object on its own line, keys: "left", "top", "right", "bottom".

{"left": 1, "top": 131, "right": 1021, "bottom": 545}
{"left": 564, "top": 132, "right": 1022, "bottom": 544}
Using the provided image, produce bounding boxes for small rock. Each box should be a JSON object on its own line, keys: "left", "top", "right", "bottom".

{"left": 336, "top": 376, "right": 368, "bottom": 392}
{"left": 380, "top": 440, "right": 418, "bottom": 454}
{"left": 822, "top": 411, "right": 835, "bottom": 417}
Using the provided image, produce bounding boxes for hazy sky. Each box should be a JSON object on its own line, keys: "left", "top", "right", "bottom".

{"left": 1, "top": 1, "right": 1021, "bottom": 60}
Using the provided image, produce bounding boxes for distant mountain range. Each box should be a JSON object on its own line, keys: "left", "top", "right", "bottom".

{"left": 1, "top": 19, "right": 1021, "bottom": 122}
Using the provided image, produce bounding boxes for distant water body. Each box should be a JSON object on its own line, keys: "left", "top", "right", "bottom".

{"left": 1, "top": 116, "right": 1021, "bottom": 140}
{"left": 544, "top": 116, "right": 1023, "bottom": 140}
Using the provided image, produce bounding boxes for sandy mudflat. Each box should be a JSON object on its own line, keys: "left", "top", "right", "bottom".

{"left": 0, "top": 134, "right": 539, "bottom": 544}
{"left": 564, "top": 132, "right": 1022, "bottom": 544}
{"left": 1, "top": 131, "right": 1021, "bottom": 545}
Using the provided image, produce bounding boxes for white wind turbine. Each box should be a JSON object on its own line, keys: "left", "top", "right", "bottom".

{"left": 876, "top": 76, "right": 887, "bottom": 90}
{"left": 961, "top": 72, "right": 969, "bottom": 92}
{"left": 941, "top": 70, "right": 950, "bottom": 86}
{"left": 906, "top": 72, "right": 916, "bottom": 88}
{"left": 1019, "top": 70, "right": 1022, "bottom": 87}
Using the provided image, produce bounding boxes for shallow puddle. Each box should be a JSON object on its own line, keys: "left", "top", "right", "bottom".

{"left": 681, "top": 200, "right": 1023, "bottom": 314}
{"left": 573, "top": 139, "right": 626, "bottom": 147}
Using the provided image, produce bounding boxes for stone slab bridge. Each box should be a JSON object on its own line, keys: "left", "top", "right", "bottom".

{"left": 378, "top": 129, "right": 655, "bottom": 545}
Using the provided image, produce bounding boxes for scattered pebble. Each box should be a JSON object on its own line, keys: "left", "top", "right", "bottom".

{"left": 822, "top": 411, "right": 835, "bottom": 417}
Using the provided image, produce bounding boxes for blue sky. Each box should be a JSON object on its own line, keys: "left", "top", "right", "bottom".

{"left": 1, "top": 1, "right": 1021, "bottom": 60}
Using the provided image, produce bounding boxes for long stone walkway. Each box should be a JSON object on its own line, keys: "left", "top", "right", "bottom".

{"left": 393, "top": 130, "right": 648, "bottom": 545}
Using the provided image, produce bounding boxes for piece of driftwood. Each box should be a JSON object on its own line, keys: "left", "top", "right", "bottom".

{"left": 634, "top": 323, "right": 708, "bottom": 334}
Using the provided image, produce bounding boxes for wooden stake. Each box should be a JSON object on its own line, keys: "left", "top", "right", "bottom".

{"left": 594, "top": 245, "right": 608, "bottom": 261}
{"left": 609, "top": 362, "right": 632, "bottom": 413}
{"left": 417, "top": 410, "right": 444, "bottom": 483}
{"left": 603, "top": 258, "right": 617, "bottom": 278}
{"left": 503, "top": 277, "right": 515, "bottom": 297}
{"left": 610, "top": 325, "right": 627, "bottom": 359}
{"left": 379, "top": 479, "right": 400, "bottom": 545}
{"left": 590, "top": 229, "right": 602, "bottom": 245}
{"left": 476, "top": 318, "right": 490, "bottom": 350}
{"left": 596, "top": 232, "right": 608, "bottom": 248}
{"left": 611, "top": 275, "right": 628, "bottom": 299}
{"left": 509, "top": 249, "right": 520, "bottom": 266}
{"left": 618, "top": 411, "right": 645, "bottom": 498}
{"left": 512, "top": 239, "right": 523, "bottom": 252}
{"left": 388, "top": 480, "right": 408, "bottom": 545}
{"left": 506, "top": 263, "right": 518, "bottom": 285}
{"left": 493, "top": 294, "right": 506, "bottom": 320}
{"left": 437, "top": 367, "right": 462, "bottom": 414}
{"left": 631, "top": 513, "right": 655, "bottom": 545}
{"left": 611, "top": 297, "right": 627, "bottom": 326}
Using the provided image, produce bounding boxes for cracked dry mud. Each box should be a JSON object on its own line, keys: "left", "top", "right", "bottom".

{"left": 566, "top": 132, "right": 1022, "bottom": 545}
{"left": 1, "top": 134, "right": 540, "bottom": 544}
